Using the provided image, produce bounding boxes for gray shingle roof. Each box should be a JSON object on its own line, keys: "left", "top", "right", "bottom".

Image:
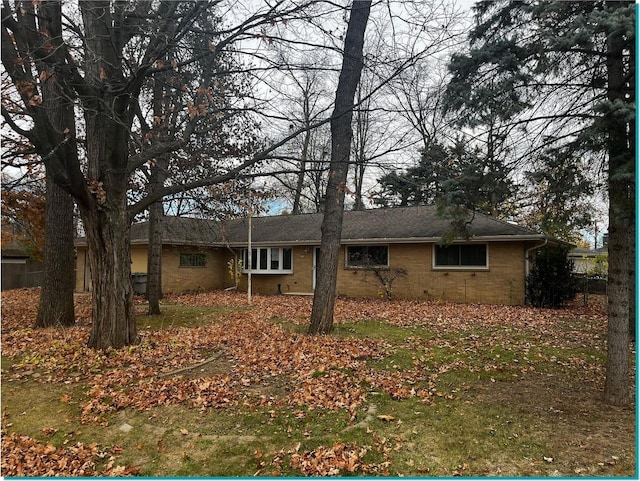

{"left": 130, "top": 217, "right": 225, "bottom": 246}
{"left": 569, "top": 247, "right": 608, "bottom": 257}
{"left": 123, "top": 205, "right": 545, "bottom": 247}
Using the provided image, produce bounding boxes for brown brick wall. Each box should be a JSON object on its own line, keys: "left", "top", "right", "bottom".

{"left": 131, "top": 246, "right": 148, "bottom": 274}
{"left": 76, "top": 245, "right": 229, "bottom": 294}
{"left": 231, "top": 242, "right": 527, "bottom": 305}
{"left": 161, "top": 246, "right": 228, "bottom": 293}
{"left": 76, "top": 241, "right": 529, "bottom": 305}
{"left": 334, "top": 242, "right": 526, "bottom": 305}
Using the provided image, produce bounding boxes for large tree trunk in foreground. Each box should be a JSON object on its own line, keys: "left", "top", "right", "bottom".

{"left": 603, "top": 3, "right": 633, "bottom": 406}
{"left": 627, "top": 37, "right": 636, "bottom": 345}
{"left": 81, "top": 119, "right": 138, "bottom": 349}
{"left": 36, "top": 60, "right": 76, "bottom": 328}
{"left": 84, "top": 208, "right": 137, "bottom": 350}
{"left": 36, "top": 176, "right": 76, "bottom": 327}
{"left": 79, "top": 2, "right": 140, "bottom": 349}
{"left": 309, "top": 0, "right": 371, "bottom": 335}
{"left": 605, "top": 213, "right": 632, "bottom": 406}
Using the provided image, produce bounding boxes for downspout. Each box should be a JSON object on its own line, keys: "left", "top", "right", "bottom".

{"left": 525, "top": 238, "right": 548, "bottom": 304}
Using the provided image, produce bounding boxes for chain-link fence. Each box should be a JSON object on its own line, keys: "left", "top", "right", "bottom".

{"left": 573, "top": 274, "right": 607, "bottom": 305}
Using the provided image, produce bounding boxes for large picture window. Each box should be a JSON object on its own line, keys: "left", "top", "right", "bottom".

{"left": 242, "top": 247, "right": 293, "bottom": 274}
{"left": 180, "top": 253, "right": 207, "bottom": 267}
{"left": 346, "top": 245, "right": 389, "bottom": 268}
{"left": 434, "top": 244, "right": 488, "bottom": 268}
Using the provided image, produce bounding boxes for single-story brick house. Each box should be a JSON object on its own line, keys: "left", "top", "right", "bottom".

{"left": 75, "top": 205, "right": 562, "bottom": 305}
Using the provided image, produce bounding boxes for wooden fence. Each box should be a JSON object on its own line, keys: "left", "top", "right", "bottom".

{"left": 1, "top": 261, "right": 43, "bottom": 290}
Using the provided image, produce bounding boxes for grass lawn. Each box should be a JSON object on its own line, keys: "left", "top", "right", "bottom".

{"left": 1, "top": 289, "right": 635, "bottom": 476}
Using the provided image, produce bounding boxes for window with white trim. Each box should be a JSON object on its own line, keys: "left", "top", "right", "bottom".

{"left": 345, "top": 245, "right": 389, "bottom": 268}
{"left": 242, "top": 247, "right": 292, "bottom": 274}
{"left": 433, "top": 244, "right": 488, "bottom": 268}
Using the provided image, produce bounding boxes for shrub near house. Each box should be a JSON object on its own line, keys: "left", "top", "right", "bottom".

{"left": 527, "top": 245, "right": 576, "bottom": 307}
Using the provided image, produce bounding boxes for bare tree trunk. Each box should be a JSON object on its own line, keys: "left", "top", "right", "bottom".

{"left": 292, "top": 128, "right": 311, "bottom": 214}
{"left": 352, "top": 88, "right": 368, "bottom": 211}
{"left": 146, "top": 65, "right": 169, "bottom": 315}
{"left": 309, "top": 0, "right": 371, "bottom": 335}
{"left": 605, "top": 217, "right": 631, "bottom": 406}
{"left": 629, "top": 191, "right": 636, "bottom": 344}
{"left": 85, "top": 207, "right": 138, "bottom": 350}
{"left": 81, "top": 92, "right": 138, "bottom": 349}
{"left": 146, "top": 198, "right": 163, "bottom": 315}
{"left": 603, "top": 5, "right": 633, "bottom": 405}
{"left": 34, "top": 7, "right": 76, "bottom": 328}
{"left": 628, "top": 38, "right": 636, "bottom": 345}
{"left": 36, "top": 176, "right": 75, "bottom": 327}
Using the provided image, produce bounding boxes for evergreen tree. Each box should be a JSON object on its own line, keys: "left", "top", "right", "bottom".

{"left": 376, "top": 141, "right": 450, "bottom": 207}
{"left": 526, "top": 245, "right": 576, "bottom": 308}
{"left": 523, "top": 145, "right": 595, "bottom": 242}
{"left": 446, "top": 0, "right": 634, "bottom": 406}
{"left": 376, "top": 139, "right": 514, "bottom": 218}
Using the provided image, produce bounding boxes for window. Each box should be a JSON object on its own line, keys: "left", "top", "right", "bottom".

{"left": 433, "top": 244, "right": 487, "bottom": 268}
{"left": 346, "top": 245, "right": 389, "bottom": 268}
{"left": 242, "top": 247, "right": 293, "bottom": 274}
{"left": 180, "top": 253, "right": 206, "bottom": 267}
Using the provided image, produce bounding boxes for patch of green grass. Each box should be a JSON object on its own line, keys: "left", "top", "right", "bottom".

{"left": 1, "top": 378, "right": 90, "bottom": 441}
{"left": 334, "top": 319, "right": 436, "bottom": 343}
{"left": 267, "top": 317, "right": 306, "bottom": 334}
{"left": 136, "top": 304, "right": 242, "bottom": 330}
{"left": 366, "top": 347, "right": 420, "bottom": 372}
{"left": 366, "top": 396, "right": 551, "bottom": 476}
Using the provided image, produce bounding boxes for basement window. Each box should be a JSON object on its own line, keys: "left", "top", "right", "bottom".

{"left": 180, "top": 253, "right": 207, "bottom": 267}
{"left": 433, "top": 244, "right": 488, "bottom": 269}
{"left": 242, "top": 247, "right": 293, "bottom": 274}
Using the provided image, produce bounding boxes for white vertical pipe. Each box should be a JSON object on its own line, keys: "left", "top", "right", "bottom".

{"left": 247, "top": 192, "right": 252, "bottom": 305}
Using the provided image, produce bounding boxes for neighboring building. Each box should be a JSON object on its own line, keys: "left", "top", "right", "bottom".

{"left": 75, "top": 205, "right": 565, "bottom": 305}
{"left": 1, "top": 247, "right": 43, "bottom": 290}
{"left": 568, "top": 247, "right": 608, "bottom": 277}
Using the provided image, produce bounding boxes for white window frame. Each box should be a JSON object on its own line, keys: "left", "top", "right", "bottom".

{"left": 432, "top": 243, "right": 489, "bottom": 270}
{"left": 242, "top": 247, "right": 293, "bottom": 274}
{"left": 345, "top": 244, "right": 389, "bottom": 269}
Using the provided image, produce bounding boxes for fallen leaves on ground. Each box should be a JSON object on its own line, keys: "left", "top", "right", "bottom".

{"left": 1, "top": 432, "right": 139, "bottom": 477}
{"left": 1, "top": 288, "right": 609, "bottom": 476}
{"left": 284, "top": 441, "right": 390, "bottom": 476}
{"left": 2, "top": 290, "right": 608, "bottom": 421}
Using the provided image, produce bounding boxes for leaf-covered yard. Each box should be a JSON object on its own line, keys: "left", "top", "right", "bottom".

{"left": 1, "top": 288, "right": 635, "bottom": 476}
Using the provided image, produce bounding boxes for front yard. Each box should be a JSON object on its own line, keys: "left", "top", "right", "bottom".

{"left": 1, "top": 289, "right": 635, "bottom": 476}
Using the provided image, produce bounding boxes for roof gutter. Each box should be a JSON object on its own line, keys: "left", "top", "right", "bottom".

{"left": 224, "top": 234, "right": 548, "bottom": 248}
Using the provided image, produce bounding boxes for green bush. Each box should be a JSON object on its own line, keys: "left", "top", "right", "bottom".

{"left": 526, "top": 245, "right": 576, "bottom": 308}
